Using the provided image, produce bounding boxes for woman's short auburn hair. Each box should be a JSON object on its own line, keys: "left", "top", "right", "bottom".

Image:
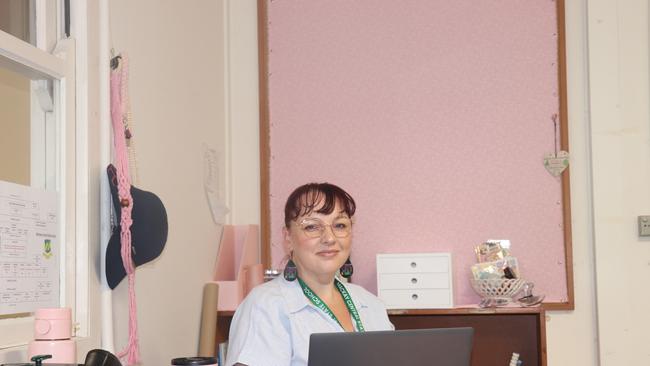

{"left": 284, "top": 183, "right": 356, "bottom": 228}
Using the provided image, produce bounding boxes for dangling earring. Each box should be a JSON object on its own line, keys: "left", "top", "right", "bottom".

{"left": 283, "top": 255, "right": 298, "bottom": 281}
{"left": 339, "top": 257, "right": 353, "bottom": 278}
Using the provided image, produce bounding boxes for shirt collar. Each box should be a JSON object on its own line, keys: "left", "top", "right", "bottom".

{"left": 279, "top": 276, "right": 369, "bottom": 314}
{"left": 280, "top": 277, "right": 311, "bottom": 313}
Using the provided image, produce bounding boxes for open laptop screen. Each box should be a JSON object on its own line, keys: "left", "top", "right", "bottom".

{"left": 308, "top": 327, "right": 474, "bottom": 366}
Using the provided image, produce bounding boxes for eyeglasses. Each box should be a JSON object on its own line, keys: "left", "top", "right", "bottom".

{"left": 297, "top": 217, "right": 353, "bottom": 238}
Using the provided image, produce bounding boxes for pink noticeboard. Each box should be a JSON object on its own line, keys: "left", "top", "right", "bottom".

{"left": 262, "top": 0, "right": 571, "bottom": 307}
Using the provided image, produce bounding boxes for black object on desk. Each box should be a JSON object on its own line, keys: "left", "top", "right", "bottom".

{"left": 1, "top": 349, "right": 121, "bottom": 366}
{"left": 83, "top": 350, "right": 122, "bottom": 366}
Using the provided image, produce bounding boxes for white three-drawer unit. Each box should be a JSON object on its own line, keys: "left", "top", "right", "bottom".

{"left": 376, "top": 253, "right": 453, "bottom": 309}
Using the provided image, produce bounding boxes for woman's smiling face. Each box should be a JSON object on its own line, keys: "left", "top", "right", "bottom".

{"left": 283, "top": 200, "right": 352, "bottom": 282}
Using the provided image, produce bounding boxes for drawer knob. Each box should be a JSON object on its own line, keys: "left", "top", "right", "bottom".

{"left": 411, "top": 278, "right": 418, "bottom": 284}
{"left": 411, "top": 294, "right": 418, "bottom": 300}
{"left": 410, "top": 262, "right": 417, "bottom": 268}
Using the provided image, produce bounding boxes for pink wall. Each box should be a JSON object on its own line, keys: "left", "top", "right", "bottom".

{"left": 267, "top": 0, "right": 567, "bottom": 305}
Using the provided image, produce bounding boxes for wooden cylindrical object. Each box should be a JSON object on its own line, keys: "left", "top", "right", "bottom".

{"left": 198, "top": 282, "right": 219, "bottom": 357}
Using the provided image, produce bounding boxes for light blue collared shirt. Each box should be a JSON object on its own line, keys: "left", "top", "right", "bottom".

{"left": 225, "top": 276, "right": 394, "bottom": 366}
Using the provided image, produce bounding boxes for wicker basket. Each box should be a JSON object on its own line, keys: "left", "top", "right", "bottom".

{"left": 470, "top": 278, "right": 526, "bottom": 302}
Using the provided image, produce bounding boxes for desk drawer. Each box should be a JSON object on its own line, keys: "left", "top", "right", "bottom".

{"left": 379, "top": 289, "right": 453, "bottom": 309}
{"left": 376, "top": 253, "right": 450, "bottom": 274}
{"left": 378, "top": 272, "right": 450, "bottom": 290}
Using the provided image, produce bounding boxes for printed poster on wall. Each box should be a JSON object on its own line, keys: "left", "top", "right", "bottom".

{"left": 0, "top": 180, "right": 59, "bottom": 315}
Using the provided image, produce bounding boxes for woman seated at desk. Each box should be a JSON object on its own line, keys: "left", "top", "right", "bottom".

{"left": 226, "top": 183, "right": 394, "bottom": 366}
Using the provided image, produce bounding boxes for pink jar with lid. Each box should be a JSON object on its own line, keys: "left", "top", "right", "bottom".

{"left": 28, "top": 308, "right": 76, "bottom": 364}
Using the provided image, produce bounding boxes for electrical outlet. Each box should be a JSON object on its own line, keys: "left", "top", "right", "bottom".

{"left": 638, "top": 216, "right": 650, "bottom": 236}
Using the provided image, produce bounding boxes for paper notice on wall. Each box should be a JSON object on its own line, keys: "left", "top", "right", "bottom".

{"left": 203, "top": 145, "right": 229, "bottom": 225}
{"left": 0, "top": 181, "right": 59, "bottom": 315}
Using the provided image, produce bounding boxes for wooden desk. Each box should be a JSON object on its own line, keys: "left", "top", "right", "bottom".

{"left": 216, "top": 310, "right": 234, "bottom": 346}
{"left": 216, "top": 307, "right": 546, "bottom": 366}
{"left": 389, "top": 307, "right": 546, "bottom": 366}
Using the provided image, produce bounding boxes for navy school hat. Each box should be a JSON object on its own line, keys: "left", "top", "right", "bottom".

{"left": 106, "top": 164, "right": 168, "bottom": 289}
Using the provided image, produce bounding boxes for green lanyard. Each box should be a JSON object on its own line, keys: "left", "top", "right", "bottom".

{"left": 298, "top": 278, "right": 365, "bottom": 332}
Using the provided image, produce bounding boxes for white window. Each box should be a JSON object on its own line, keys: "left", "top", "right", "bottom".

{"left": 0, "top": 0, "right": 86, "bottom": 349}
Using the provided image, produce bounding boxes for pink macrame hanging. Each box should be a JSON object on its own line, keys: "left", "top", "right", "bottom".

{"left": 110, "top": 54, "right": 140, "bottom": 366}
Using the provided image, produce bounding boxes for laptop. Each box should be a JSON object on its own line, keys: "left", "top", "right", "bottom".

{"left": 308, "top": 327, "right": 474, "bottom": 366}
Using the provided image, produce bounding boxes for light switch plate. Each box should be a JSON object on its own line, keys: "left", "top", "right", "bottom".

{"left": 638, "top": 216, "right": 650, "bottom": 236}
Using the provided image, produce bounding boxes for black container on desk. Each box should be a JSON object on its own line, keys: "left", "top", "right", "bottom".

{"left": 172, "top": 357, "right": 218, "bottom": 366}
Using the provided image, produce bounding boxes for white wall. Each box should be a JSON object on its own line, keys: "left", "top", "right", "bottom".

{"left": 588, "top": 0, "right": 650, "bottom": 364}
{"left": 544, "top": 1, "right": 601, "bottom": 365}
{"left": 225, "top": 0, "right": 261, "bottom": 227}
{"left": 108, "top": 1, "right": 226, "bottom": 364}
{"left": 80, "top": 0, "right": 107, "bottom": 358}
{"left": 106, "top": 1, "right": 261, "bottom": 363}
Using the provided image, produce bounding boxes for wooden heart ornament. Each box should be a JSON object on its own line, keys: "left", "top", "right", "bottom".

{"left": 543, "top": 151, "right": 569, "bottom": 177}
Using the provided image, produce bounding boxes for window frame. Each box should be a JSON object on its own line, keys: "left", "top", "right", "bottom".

{"left": 0, "top": 0, "right": 85, "bottom": 348}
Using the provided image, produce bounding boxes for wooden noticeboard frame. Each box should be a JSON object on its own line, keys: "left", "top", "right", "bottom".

{"left": 257, "top": 0, "right": 573, "bottom": 310}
